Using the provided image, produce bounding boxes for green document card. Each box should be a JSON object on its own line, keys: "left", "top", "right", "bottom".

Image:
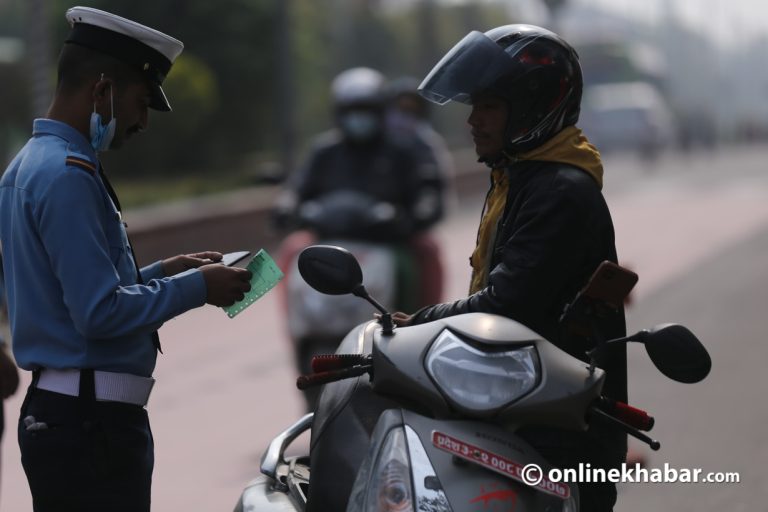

{"left": 223, "top": 249, "right": 284, "bottom": 318}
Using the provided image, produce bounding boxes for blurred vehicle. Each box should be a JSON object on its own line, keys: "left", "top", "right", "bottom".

{"left": 675, "top": 108, "right": 718, "bottom": 151}
{"left": 273, "top": 68, "right": 445, "bottom": 410}
{"left": 579, "top": 81, "right": 676, "bottom": 160}
{"left": 279, "top": 190, "right": 404, "bottom": 410}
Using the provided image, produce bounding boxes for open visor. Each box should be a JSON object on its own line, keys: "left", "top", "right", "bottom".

{"left": 418, "top": 31, "right": 525, "bottom": 105}
{"left": 418, "top": 31, "right": 538, "bottom": 105}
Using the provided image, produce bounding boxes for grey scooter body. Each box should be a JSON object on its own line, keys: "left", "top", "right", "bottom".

{"left": 235, "top": 246, "right": 710, "bottom": 512}
{"left": 237, "top": 313, "right": 594, "bottom": 512}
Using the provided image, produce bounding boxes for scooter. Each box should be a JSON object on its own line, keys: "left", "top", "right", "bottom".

{"left": 278, "top": 191, "right": 441, "bottom": 409}
{"left": 235, "top": 245, "right": 711, "bottom": 512}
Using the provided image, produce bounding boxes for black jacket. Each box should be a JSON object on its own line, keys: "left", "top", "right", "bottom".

{"left": 413, "top": 159, "right": 627, "bottom": 454}
{"left": 286, "top": 130, "right": 444, "bottom": 240}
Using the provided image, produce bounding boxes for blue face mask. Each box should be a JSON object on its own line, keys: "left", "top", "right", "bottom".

{"left": 340, "top": 111, "right": 380, "bottom": 141}
{"left": 90, "top": 83, "right": 116, "bottom": 152}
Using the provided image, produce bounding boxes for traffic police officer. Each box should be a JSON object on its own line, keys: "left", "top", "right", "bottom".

{"left": 0, "top": 7, "right": 252, "bottom": 511}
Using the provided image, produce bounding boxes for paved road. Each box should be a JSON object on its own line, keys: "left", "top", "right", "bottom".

{"left": 2, "top": 145, "right": 767, "bottom": 510}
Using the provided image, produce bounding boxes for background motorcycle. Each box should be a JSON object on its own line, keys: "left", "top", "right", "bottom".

{"left": 277, "top": 190, "right": 440, "bottom": 409}
{"left": 236, "top": 246, "right": 711, "bottom": 511}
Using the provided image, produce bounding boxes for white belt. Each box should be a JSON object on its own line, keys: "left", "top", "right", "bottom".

{"left": 35, "top": 369, "right": 155, "bottom": 407}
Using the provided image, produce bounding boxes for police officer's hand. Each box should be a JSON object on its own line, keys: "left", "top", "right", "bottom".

{"left": 0, "top": 345, "right": 19, "bottom": 399}
{"left": 162, "top": 251, "right": 223, "bottom": 276}
{"left": 199, "top": 264, "right": 252, "bottom": 307}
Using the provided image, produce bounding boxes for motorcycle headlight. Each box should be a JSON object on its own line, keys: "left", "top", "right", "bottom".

{"left": 425, "top": 329, "right": 539, "bottom": 412}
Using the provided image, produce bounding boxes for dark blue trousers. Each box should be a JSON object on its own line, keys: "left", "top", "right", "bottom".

{"left": 18, "top": 371, "right": 154, "bottom": 512}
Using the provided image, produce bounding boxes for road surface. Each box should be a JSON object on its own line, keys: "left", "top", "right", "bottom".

{"left": 1, "top": 145, "right": 766, "bottom": 511}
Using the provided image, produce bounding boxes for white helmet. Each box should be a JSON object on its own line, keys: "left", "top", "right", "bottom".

{"left": 331, "top": 67, "right": 386, "bottom": 109}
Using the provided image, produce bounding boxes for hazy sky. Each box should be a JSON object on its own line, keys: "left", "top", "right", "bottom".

{"left": 574, "top": 0, "right": 768, "bottom": 47}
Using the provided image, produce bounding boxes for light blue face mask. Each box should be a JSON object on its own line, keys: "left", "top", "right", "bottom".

{"left": 340, "top": 111, "right": 380, "bottom": 141}
{"left": 90, "top": 81, "right": 116, "bottom": 152}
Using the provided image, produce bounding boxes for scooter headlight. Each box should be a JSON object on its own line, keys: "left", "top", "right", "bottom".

{"left": 425, "top": 329, "right": 539, "bottom": 412}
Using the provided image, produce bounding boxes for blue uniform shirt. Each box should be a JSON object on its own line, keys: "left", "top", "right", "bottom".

{"left": 0, "top": 119, "right": 207, "bottom": 377}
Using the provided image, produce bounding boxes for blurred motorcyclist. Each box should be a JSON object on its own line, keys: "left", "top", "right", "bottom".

{"left": 276, "top": 68, "right": 444, "bottom": 241}
{"left": 385, "top": 75, "right": 454, "bottom": 190}
{"left": 273, "top": 67, "right": 446, "bottom": 407}
{"left": 384, "top": 76, "right": 454, "bottom": 306}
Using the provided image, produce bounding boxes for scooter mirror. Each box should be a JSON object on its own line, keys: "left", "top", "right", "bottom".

{"left": 298, "top": 245, "right": 363, "bottom": 295}
{"left": 642, "top": 324, "right": 711, "bottom": 383}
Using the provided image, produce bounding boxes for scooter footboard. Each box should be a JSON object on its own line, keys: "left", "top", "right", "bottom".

{"left": 346, "top": 409, "right": 579, "bottom": 512}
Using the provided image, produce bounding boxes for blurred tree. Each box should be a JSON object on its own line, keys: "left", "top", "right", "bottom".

{"left": 275, "top": 0, "right": 296, "bottom": 180}
{"left": 415, "top": 0, "right": 440, "bottom": 73}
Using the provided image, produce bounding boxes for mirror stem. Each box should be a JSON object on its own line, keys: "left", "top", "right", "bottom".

{"left": 587, "top": 330, "right": 651, "bottom": 371}
{"left": 353, "top": 285, "right": 394, "bottom": 335}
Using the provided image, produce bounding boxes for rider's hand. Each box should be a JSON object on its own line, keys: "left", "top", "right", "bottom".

{"left": 199, "top": 264, "right": 252, "bottom": 307}
{"left": 162, "top": 251, "right": 223, "bottom": 276}
{"left": 391, "top": 311, "right": 414, "bottom": 327}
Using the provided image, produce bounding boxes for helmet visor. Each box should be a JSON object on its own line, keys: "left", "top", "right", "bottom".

{"left": 418, "top": 30, "right": 547, "bottom": 106}
{"left": 418, "top": 31, "right": 514, "bottom": 105}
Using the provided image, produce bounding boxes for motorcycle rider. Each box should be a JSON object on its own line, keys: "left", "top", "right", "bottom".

{"left": 273, "top": 67, "right": 446, "bottom": 407}
{"left": 384, "top": 75, "right": 455, "bottom": 210}
{"left": 395, "top": 25, "right": 627, "bottom": 511}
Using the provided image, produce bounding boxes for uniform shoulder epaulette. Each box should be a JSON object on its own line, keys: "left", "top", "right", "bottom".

{"left": 64, "top": 149, "right": 97, "bottom": 175}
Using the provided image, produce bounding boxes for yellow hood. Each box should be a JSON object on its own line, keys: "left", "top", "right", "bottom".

{"left": 517, "top": 125, "right": 604, "bottom": 189}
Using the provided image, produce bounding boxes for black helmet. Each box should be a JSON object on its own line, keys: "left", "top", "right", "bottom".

{"left": 418, "top": 24, "right": 582, "bottom": 153}
{"left": 385, "top": 76, "right": 431, "bottom": 120}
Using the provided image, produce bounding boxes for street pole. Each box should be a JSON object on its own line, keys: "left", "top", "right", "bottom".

{"left": 25, "top": 0, "right": 53, "bottom": 118}
{"left": 417, "top": 0, "right": 439, "bottom": 73}
{"left": 276, "top": 0, "right": 296, "bottom": 179}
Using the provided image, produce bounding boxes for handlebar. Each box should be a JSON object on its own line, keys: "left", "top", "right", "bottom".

{"left": 297, "top": 358, "right": 372, "bottom": 390}
{"left": 596, "top": 397, "right": 655, "bottom": 432}
{"left": 311, "top": 354, "right": 371, "bottom": 373}
{"left": 589, "top": 399, "right": 661, "bottom": 451}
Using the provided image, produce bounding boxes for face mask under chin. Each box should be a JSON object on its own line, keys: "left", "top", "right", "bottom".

{"left": 90, "top": 84, "right": 117, "bottom": 152}
{"left": 339, "top": 111, "right": 381, "bottom": 142}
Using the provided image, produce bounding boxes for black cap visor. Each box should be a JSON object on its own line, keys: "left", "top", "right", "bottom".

{"left": 67, "top": 23, "right": 173, "bottom": 111}
{"left": 418, "top": 30, "right": 537, "bottom": 105}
